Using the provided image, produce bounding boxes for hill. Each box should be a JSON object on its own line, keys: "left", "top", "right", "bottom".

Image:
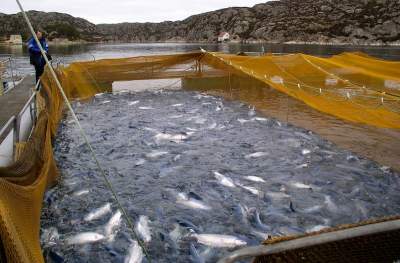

{"left": 1, "top": 0, "right": 399, "bottom": 45}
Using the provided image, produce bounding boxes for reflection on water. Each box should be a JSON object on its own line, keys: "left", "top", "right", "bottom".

{"left": 183, "top": 75, "right": 400, "bottom": 172}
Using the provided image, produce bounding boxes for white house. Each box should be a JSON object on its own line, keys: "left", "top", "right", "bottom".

{"left": 218, "top": 32, "right": 230, "bottom": 42}
{"left": 7, "top": 35, "right": 23, "bottom": 45}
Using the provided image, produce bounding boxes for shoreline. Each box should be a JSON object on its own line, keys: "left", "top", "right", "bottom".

{"left": 1, "top": 40, "right": 400, "bottom": 47}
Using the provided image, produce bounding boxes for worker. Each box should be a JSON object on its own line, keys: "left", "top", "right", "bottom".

{"left": 27, "top": 30, "right": 51, "bottom": 84}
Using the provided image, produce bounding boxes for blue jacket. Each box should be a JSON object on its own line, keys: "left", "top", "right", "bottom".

{"left": 27, "top": 37, "right": 48, "bottom": 54}
{"left": 27, "top": 37, "right": 48, "bottom": 66}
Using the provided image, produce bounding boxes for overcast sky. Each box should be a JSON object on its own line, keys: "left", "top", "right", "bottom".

{"left": 1, "top": 0, "right": 265, "bottom": 24}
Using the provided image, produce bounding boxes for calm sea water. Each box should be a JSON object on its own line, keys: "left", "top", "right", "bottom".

{"left": 1, "top": 42, "right": 400, "bottom": 77}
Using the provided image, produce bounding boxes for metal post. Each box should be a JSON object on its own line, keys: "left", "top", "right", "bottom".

{"left": 9, "top": 57, "right": 16, "bottom": 89}
{"left": 13, "top": 116, "right": 19, "bottom": 159}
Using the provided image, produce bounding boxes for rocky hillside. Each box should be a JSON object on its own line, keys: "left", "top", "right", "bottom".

{"left": 1, "top": 0, "right": 400, "bottom": 44}
{"left": 0, "top": 11, "right": 100, "bottom": 41}
{"left": 97, "top": 0, "right": 400, "bottom": 45}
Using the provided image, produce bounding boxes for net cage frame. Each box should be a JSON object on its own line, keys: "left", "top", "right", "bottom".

{"left": 0, "top": 50, "right": 399, "bottom": 262}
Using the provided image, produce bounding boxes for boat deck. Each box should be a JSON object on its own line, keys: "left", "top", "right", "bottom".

{"left": 0, "top": 75, "right": 34, "bottom": 128}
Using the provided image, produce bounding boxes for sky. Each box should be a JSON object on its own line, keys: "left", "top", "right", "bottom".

{"left": 1, "top": 0, "right": 265, "bottom": 24}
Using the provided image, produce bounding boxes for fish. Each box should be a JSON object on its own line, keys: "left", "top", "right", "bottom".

{"left": 186, "top": 127, "right": 198, "bottom": 131}
{"left": 335, "top": 164, "right": 365, "bottom": 174}
{"left": 169, "top": 114, "right": 184, "bottom": 119}
{"left": 243, "top": 176, "right": 266, "bottom": 183}
{"left": 245, "top": 152, "right": 268, "bottom": 159}
{"left": 138, "top": 106, "right": 153, "bottom": 110}
{"left": 128, "top": 100, "right": 140, "bottom": 106}
{"left": 194, "top": 117, "right": 207, "bottom": 124}
{"left": 277, "top": 226, "right": 303, "bottom": 236}
{"left": 302, "top": 149, "right": 311, "bottom": 155}
{"left": 143, "top": 127, "right": 158, "bottom": 133}
{"left": 104, "top": 210, "right": 122, "bottom": 239}
{"left": 192, "top": 234, "right": 247, "bottom": 248}
{"left": 154, "top": 133, "right": 188, "bottom": 143}
{"left": 95, "top": 93, "right": 104, "bottom": 97}
{"left": 289, "top": 201, "right": 296, "bottom": 212}
{"left": 145, "top": 151, "right": 169, "bottom": 159}
{"left": 380, "top": 166, "right": 391, "bottom": 173}
{"left": 100, "top": 100, "right": 111, "bottom": 104}
{"left": 248, "top": 106, "right": 256, "bottom": 117}
{"left": 66, "top": 232, "right": 105, "bottom": 245}
{"left": 251, "top": 230, "right": 270, "bottom": 240}
{"left": 194, "top": 94, "right": 212, "bottom": 99}
{"left": 188, "top": 191, "right": 203, "bottom": 200}
{"left": 213, "top": 171, "right": 235, "bottom": 188}
{"left": 303, "top": 205, "right": 323, "bottom": 213}
{"left": 136, "top": 216, "right": 152, "bottom": 243}
{"left": 291, "top": 182, "right": 312, "bottom": 189}
{"left": 252, "top": 117, "right": 268, "bottom": 122}
{"left": 41, "top": 227, "right": 59, "bottom": 247}
{"left": 346, "top": 155, "right": 359, "bottom": 162}
{"left": 296, "top": 163, "right": 309, "bottom": 169}
{"left": 233, "top": 203, "right": 248, "bottom": 224}
{"left": 135, "top": 159, "right": 146, "bottom": 166}
{"left": 248, "top": 208, "right": 270, "bottom": 231}
{"left": 124, "top": 240, "right": 144, "bottom": 263}
{"left": 171, "top": 103, "right": 183, "bottom": 107}
{"left": 169, "top": 223, "right": 185, "bottom": 245}
{"left": 84, "top": 203, "right": 112, "bottom": 222}
{"left": 173, "top": 154, "right": 181, "bottom": 162}
{"left": 237, "top": 118, "right": 251, "bottom": 124}
{"left": 266, "top": 192, "right": 291, "bottom": 200}
{"left": 324, "top": 195, "right": 339, "bottom": 213}
{"left": 73, "top": 189, "right": 89, "bottom": 197}
{"left": 190, "top": 243, "right": 205, "bottom": 263}
{"left": 238, "top": 184, "right": 261, "bottom": 196}
{"left": 207, "top": 122, "right": 217, "bottom": 129}
{"left": 202, "top": 102, "right": 212, "bottom": 105}
{"left": 176, "top": 218, "right": 201, "bottom": 232}
{"left": 307, "top": 225, "right": 328, "bottom": 233}
{"left": 176, "top": 193, "right": 211, "bottom": 210}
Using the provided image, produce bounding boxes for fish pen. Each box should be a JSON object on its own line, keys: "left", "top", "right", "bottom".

{"left": 0, "top": 50, "right": 400, "bottom": 263}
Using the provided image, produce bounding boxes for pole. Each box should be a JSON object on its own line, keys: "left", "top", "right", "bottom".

{"left": 15, "top": 0, "right": 150, "bottom": 260}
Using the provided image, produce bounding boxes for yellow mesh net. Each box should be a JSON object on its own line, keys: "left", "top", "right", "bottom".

{"left": 0, "top": 51, "right": 399, "bottom": 262}
{"left": 201, "top": 52, "right": 400, "bottom": 129}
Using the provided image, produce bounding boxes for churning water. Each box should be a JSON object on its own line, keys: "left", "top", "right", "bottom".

{"left": 41, "top": 89, "right": 400, "bottom": 263}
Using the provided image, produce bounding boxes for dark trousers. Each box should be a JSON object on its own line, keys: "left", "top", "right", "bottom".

{"left": 34, "top": 62, "right": 45, "bottom": 83}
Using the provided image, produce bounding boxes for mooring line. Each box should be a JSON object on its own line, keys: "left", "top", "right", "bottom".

{"left": 15, "top": 0, "right": 151, "bottom": 260}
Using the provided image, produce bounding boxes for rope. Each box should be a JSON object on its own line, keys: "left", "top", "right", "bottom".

{"left": 15, "top": 0, "right": 151, "bottom": 260}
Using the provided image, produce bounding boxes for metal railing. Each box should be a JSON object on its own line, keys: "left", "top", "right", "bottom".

{"left": 0, "top": 81, "right": 39, "bottom": 167}
{"left": 1, "top": 57, "right": 18, "bottom": 94}
{"left": 1, "top": 57, "right": 16, "bottom": 90}
{"left": 218, "top": 218, "right": 400, "bottom": 263}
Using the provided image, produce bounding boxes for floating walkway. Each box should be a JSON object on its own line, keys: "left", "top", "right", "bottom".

{"left": 0, "top": 75, "right": 34, "bottom": 128}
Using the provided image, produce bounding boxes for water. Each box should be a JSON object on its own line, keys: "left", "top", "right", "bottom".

{"left": 41, "top": 89, "right": 400, "bottom": 262}
{"left": 1, "top": 42, "right": 400, "bottom": 77}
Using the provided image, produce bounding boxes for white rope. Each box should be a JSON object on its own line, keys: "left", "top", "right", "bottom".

{"left": 15, "top": 0, "right": 151, "bottom": 260}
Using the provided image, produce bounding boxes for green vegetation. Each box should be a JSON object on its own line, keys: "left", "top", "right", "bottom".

{"left": 44, "top": 23, "right": 80, "bottom": 40}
